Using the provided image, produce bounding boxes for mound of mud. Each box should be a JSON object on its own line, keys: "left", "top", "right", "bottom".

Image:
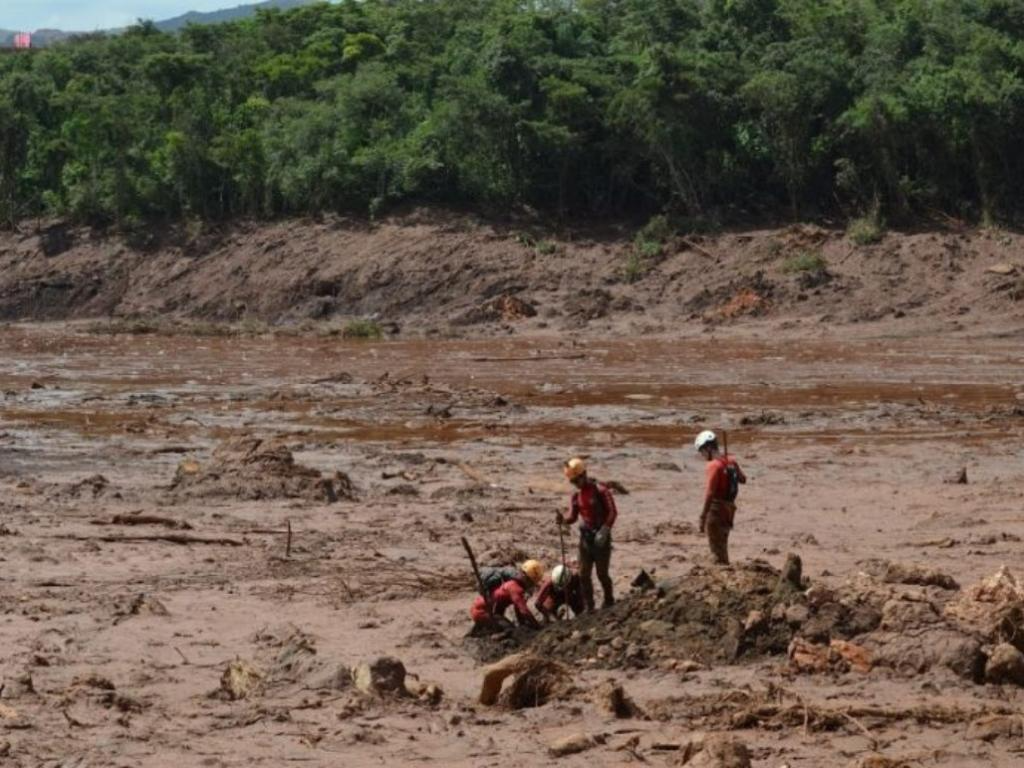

{"left": 170, "top": 436, "right": 353, "bottom": 503}
{"left": 530, "top": 560, "right": 804, "bottom": 668}
{"left": 518, "top": 558, "right": 1022, "bottom": 687}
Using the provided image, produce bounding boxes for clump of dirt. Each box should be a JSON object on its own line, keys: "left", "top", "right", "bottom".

{"left": 500, "top": 658, "right": 573, "bottom": 709}
{"left": 530, "top": 561, "right": 803, "bottom": 669}
{"left": 170, "top": 436, "right": 353, "bottom": 503}
{"left": 861, "top": 559, "right": 959, "bottom": 590}
{"left": 945, "top": 566, "right": 1024, "bottom": 652}
{"left": 62, "top": 474, "right": 110, "bottom": 498}
{"left": 453, "top": 294, "right": 537, "bottom": 325}
{"left": 478, "top": 652, "right": 574, "bottom": 708}
{"left": 564, "top": 289, "right": 614, "bottom": 322}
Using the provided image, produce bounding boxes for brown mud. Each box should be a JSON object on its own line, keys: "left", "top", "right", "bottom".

{"left": 2, "top": 305, "right": 1024, "bottom": 764}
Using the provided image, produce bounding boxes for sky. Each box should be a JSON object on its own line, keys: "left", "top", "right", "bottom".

{"left": 2, "top": 2, "right": 239, "bottom": 31}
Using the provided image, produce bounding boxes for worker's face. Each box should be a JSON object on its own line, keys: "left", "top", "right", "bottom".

{"left": 700, "top": 447, "right": 713, "bottom": 461}
{"left": 570, "top": 473, "right": 586, "bottom": 488}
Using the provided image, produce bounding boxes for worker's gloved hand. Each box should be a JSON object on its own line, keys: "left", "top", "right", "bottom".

{"left": 594, "top": 525, "right": 611, "bottom": 549}
{"left": 555, "top": 510, "right": 565, "bottom": 527}
{"left": 698, "top": 516, "right": 706, "bottom": 534}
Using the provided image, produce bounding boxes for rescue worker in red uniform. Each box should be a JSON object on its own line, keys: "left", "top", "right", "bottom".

{"left": 556, "top": 458, "right": 617, "bottom": 611}
{"left": 534, "top": 564, "right": 585, "bottom": 621}
{"left": 695, "top": 430, "right": 746, "bottom": 565}
{"left": 469, "top": 559, "right": 544, "bottom": 631}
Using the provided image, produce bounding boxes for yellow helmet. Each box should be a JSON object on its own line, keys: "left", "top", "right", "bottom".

{"left": 520, "top": 559, "right": 545, "bottom": 586}
{"left": 563, "top": 457, "right": 586, "bottom": 480}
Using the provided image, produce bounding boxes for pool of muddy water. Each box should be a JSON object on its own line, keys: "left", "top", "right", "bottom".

{"left": 2, "top": 326, "right": 1022, "bottom": 458}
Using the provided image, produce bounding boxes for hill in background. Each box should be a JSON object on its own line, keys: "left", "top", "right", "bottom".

{"left": 0, "top": 0, "right": 317, "bottom": 45}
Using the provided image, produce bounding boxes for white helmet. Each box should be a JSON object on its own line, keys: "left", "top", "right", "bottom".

{"left": 551, "top": 564, "right": 570, "bottom": 588}
{"left": 694, "top": 430, "right": 717, "bottom": 452}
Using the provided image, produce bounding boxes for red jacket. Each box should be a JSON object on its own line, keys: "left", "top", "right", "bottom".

{"left": 470, "top": 579, "right": 534, "bottom": 624}
{"left": 705, "top": 456, "right": 746, "bottom": 502}
{"left": 563, "top": 480, "right": 617, "bottom": 531}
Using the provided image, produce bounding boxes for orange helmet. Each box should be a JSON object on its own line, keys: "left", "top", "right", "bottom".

{"left": 520, "top": 559, "right": 545, "bottom": 586}
{"left": 563, "top": 457, "right": 586, "bottom": 480}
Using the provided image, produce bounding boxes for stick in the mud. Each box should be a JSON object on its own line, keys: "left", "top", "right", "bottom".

{"left": 557, "top": 516, "right": 569, "bottom": 621}
{"left": 460, "top": 536, "right": 493, "bottom": 615}
{"left": 286, "top": 519, "right": 292, "bottom": 559}
{"left": 99, "top": 514, "right": 193, "bottom": 530}
{"left": 56, "top": 533, "right": 244, "bottom": 547}
{"left": 723, "top": 429, "right": 728, "bottom": 459}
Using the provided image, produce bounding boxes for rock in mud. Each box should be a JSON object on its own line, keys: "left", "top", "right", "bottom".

{"left": 879, "top": 598, "right": 942, "bottom": 631}
{"left": 592, "top": 680, "right": 643, "bottom": 719}
{"left": 777, "top": 553, "right": 803, "bottom": 591}
{"left": 314, "top": 665, "right": 353, "bottom": 691}
{"left": 947, "top": 466, "right": 968, "bottom": 484}
{"left": 863, "top": 560, "right": 958, "bottom": 590}
{"left": 479, "top": 652, "right": 572, "bottom": 708}
{"left": 170, "top": 436, "right": 352, "bottom": 503}
{"left": 847, "top": 757, "right": 913, "bottom": 768}
{"left": 945, "top": 566, "right": 1024, "bottom": 646}
{"left": 352, "top": 657, "right": 407, "bottom": 697}
{"left": 219, "top": 660, "right": 263, "bottom": 700}
{"left": 788, "top": 638, "right": 871, "bottom": 674}
{"left": 404, "top": 678, "right": 443, "bottom": 705}
{"left": 453, "top": 294, "right": 537, "bottom": 325}
{"left": 677, "top": 734, "right": 751, "bottom": 768}
{"left": 967, "top": 714, "right": 1024, "bottom": 741}
{"left": 984, "top": 643, "right": 1024, "bottom": 685}
{"left": 866, "top": 628, "right": 984, "bottom": 681}
{"left": 548, "top": 732, "right": 599, "bottom": 757}
{"left": 65, "top": 474, "right": 110, "bottom": 498}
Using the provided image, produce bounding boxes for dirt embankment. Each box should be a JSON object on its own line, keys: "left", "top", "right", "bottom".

{"left": 0, "top": 211, "right": 1022, "bottom": 332}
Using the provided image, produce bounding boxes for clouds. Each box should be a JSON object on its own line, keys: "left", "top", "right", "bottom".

{"left": 2, "top": 2, "right": 233, "bottom": 32}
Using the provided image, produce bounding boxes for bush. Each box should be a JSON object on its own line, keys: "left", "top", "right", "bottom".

{"left": 624, "top": 250, "right": 647, "bottom": 283}
{"left": 782, "top": 251, "right": 826, "bottom": 273}
{"left": 637, "top": 214, "right": 673, "bottom": 245}
{"left": 342, "top": 319, "right": 384, "bottom": 339}
{"left": 847, "top": 214, "right": 884, "bottom": 245}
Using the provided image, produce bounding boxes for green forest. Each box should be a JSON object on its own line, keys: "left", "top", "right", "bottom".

{"left": 1, "top": 0, "right": 1023, "bottom": 229}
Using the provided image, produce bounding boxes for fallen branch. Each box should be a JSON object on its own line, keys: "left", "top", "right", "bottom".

{"left": 680, "top": 237, "right": 718, "bottom": 261}
{"left": 57, "top": 533, "right": 244, "bottom": 547}
{"left": 455, "top": 461, "right": 489, "bottom": 485}
{"left": 468, "top": 354, "right": 586, "bottom": 363}
{"left": 92, "top": 514, "right": 193, "bottom": 530}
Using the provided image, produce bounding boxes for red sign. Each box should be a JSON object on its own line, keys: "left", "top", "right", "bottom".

{"left": 14, "top": 33, "right": 32, "bottom": 49}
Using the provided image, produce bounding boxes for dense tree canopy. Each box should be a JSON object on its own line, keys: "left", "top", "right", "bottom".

{"left": 1, "top": 0, "right": 1022, "bottom": 228}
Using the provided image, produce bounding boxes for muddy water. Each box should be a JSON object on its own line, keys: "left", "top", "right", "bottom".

{"left": 2, "top": 326, "right": 1022, "bottom": 454}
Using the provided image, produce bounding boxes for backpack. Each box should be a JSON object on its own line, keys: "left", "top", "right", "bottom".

{"left": 722, "top": 460, "right": 743, "bottom": 503}
{"left": 480, "top": 566, "right": 520, "bottom": 593}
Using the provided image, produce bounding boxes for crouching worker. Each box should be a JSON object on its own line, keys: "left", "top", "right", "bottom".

{"left": 694, "top": 430, "right": 746, "bottom": 565}
{"left": 534, "top": 564, "right": 585, "bottom": 622}
{"left": 469, "top": 559, "right": 544, "bottom": 633}
{"left": 558, "top": 457, "right": 617, "bottom": 611}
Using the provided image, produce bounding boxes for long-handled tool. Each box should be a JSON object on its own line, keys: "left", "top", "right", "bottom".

{"left": 557, "top": 515, "right": 569, "bottom": 620}
{"left": 461, "top": 536, "right": 493, "bottom": 616}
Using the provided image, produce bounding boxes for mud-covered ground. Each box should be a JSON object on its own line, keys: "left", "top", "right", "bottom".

{"left": 2, "top": 322, "right": 1024, "bottom": 766}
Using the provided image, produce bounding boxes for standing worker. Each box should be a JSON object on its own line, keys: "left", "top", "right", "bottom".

{"left": 557, "top": 457, "right": 617, "bottom": 611}
{"left": 469, "top": 559, "right": 544, "bottom": 632}
{"left": 695, "top": 430, "right": 746, "bottom": 565}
